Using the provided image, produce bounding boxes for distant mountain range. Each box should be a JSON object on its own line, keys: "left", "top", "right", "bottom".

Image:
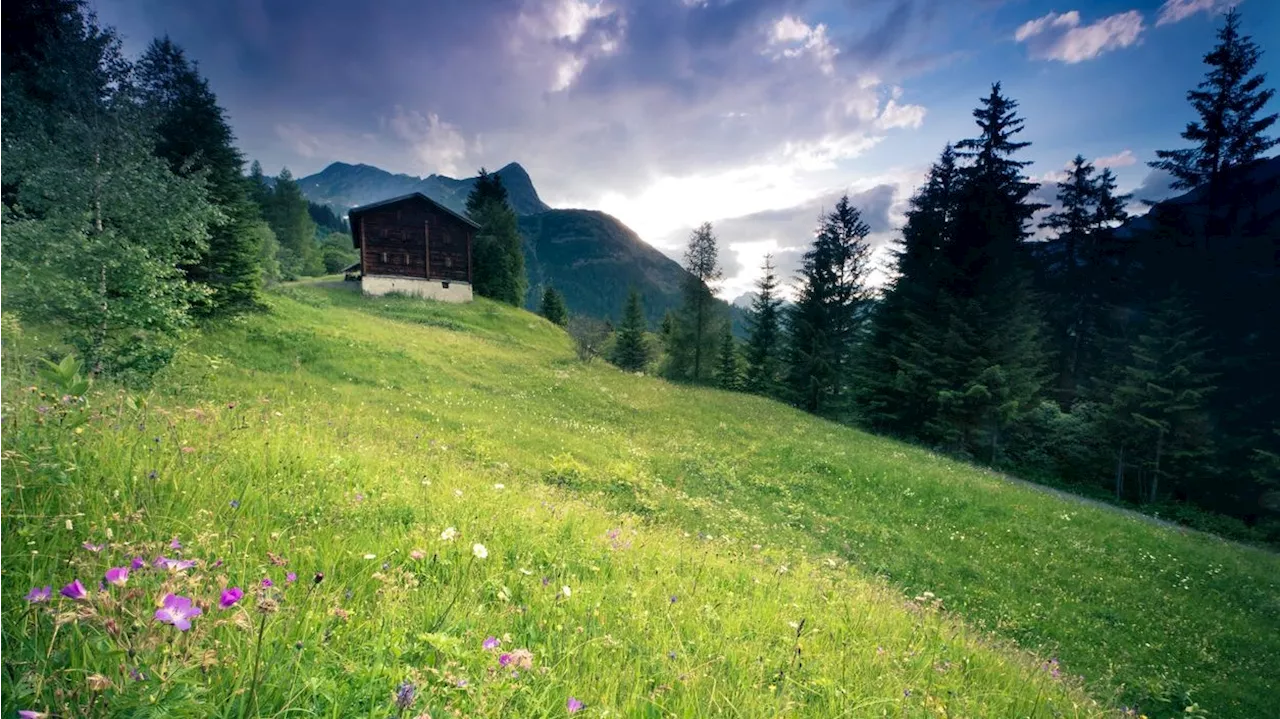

{"left": 297, "top": 161, "right": 746, "bottom": 328}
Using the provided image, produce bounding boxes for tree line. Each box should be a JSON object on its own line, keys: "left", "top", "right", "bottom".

{"left": 584, "top": 9, "right": 1278, "bottom": 540}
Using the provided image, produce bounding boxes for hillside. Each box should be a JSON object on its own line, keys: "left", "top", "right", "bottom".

{"left": 4, "top": 283, "right": 1277, "bottom": 718}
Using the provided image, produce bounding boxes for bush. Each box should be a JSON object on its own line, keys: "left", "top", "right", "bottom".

{"left": 566, "top": 316, "right": 610, "bottom": 362}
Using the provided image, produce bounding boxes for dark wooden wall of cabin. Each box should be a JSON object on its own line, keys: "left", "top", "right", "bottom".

{"left": 358, "top": 198, "right": 471, "bottom": 282}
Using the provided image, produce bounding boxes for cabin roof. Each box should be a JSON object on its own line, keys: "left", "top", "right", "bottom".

{"left": 347, "top": 192, "right": 481, "bottom": 230}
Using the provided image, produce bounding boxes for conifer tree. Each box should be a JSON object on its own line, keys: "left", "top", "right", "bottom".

{"left": 136, "top": 37, "right": 263, "bottom": 313}
{"left": 466, "top": 169, "right": 526, "bottom": 306}
{"left": 784, "top": 195, "right": 872, "bottom": 416}
{"left": 859, "top": 145, "right": 960, "bottom": 434}
{"left": 743, "top": 255, "right": 784, "bottom": 396}
{"left": 265, "top": 167, "right": 319, "bottom": 279}
{"left": 611, "top": 288, "right": 650, "bottom": 372}
{"left": 668, "top": 222, "right": 722, "bottom": 382}
{"left": 539, "top": 285, "right": 568, "bottom": 326}
{"left": 929, "top": 84, "right": 1046, "bottom": 458}
{"left": 1110, "top": 293, "right": 1216, "bottom": 504}
{"left": 714, "top": 324, "right": 742, "bottom": 391}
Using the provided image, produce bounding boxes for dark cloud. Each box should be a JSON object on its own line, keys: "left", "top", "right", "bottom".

{"left": 95, "top": 0, "right": 937, "bottom": 202}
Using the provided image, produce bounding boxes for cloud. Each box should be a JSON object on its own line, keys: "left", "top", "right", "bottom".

{"left": 387, "top": 108, "right": 470, "bottom": 177}
{"left": 1094, "top": 149, "right": 1138, "bottom": 169}
{"left": 875, "top": 86, "right": 927, "bottom": 130}
{"left": 1156, "top": 0, "right": 1236, "bottom": 27}
{"left": 1014, "top": 9, "right": 1145, "bottom": 63}
{"left": 1131, "top": 167, "right": 1179, "bottom": 204}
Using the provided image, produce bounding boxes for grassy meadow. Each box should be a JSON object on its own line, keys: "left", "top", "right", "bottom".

{"left": 2, "top": 281, "right": 1277, "bottom": 718}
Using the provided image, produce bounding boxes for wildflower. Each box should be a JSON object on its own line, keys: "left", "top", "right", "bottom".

{"left": 26, "top": 586, "right": 52, "bottom": 603}
{"left": 82, "top": 541, "right": 104, "bottom": 552}
{"left": 220, "top": 587, "right": 244, "bottom": 608}
{"left": 154, "top": 557, "right": 196, "bottom": 572}
{"left": 542, "top": 576, "right": 550, "bottom": 586}
{"left": 314, "top": 571, "right": 325, "bottom": 585}
{"left": 903, "top": 689, "right": 911, "bottom": 698}
{"left": 669, "top": 595, "right": 677, "bottom": 604}
{"left": 105, "top": 567, "right": 129, "bottom": 586}
{"left": 456, "top": 678, "right": 469, "bottom": 688}
{"left": 86, "top": 674, "right": 113, "bottom": 692}
{"left": 410, "top": 549, "right": 426, "bottom": 560}
{"left": 561, "top": 585, "right": 572, "bottom": 598}
{"left": 472, "top": 543, "right": 488, "bottom": 560}
{"left": 148, "top": 470, "right": 158, "bottom": 480}
{"left": 18, "top": 711, "right": 49, "bottom": 718}
{"left": 230, "top": 499, "right": 240, "bottom": 509}
{"left": 287, "top": 572, "right": 297, "bottom": 583}
{"left": 257, "top": 597, "right": 280, "bottom": 614}
{"left": 170, "top": 537, "right": 182, "bottom": 549}
{"left": 261, "top": 577, "right": 274, "bottom": 588}
{"left": 440, "top": 527, "right": 458, "bottom": 542}
{"left": 129, "top": 667, "right": 146, "bottom": 681}
{"left": 499, "top": 653, "right": 513, "bottom": 667}
{"left": 454, "top": 489, "right": 463, "bottom": 498}
{"left": 493, "top": 483, "right": 505, "bottom": 490}
{"left": 510, "top": 648, "right": 534, "bottom": 670}
{"left": 131, "top": 556, "right": 147, "bottom": 570}
{"left": 483, "top": 636, "right": 500, "bottom": 650}
{"left": 607, "top": 528, "right": 621, "bottom": 540}
{"left": 567, "top": 697, "right": 584, "bottom": 714}
{"left": 395, "top": 681, "right": 416, "bottom": 710}
{"left": 60, "top": 580, "right": 88, "bottom": 601}
{"left": 519, "top": 568, "right": 533, "bottom": 575}
{"left": 154, "top": 594, "right": 202, "bottom": 631}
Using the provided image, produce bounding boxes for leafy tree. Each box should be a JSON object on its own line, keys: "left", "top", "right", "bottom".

{"left": 611, "top": 288, "right": 651, "bottom": 372}
{"left": 784, "top": 195, "right": 872, "bottom": 417}
{"left": 714, "top": 324, "right": 742, "bottom": 391}
{"left": 667, "top": 222, "right": 723, "bottom": 382}
{"left": 567, "top": 316, "right": 610, "bottom": 362}
{"left": 2, "top": 0, "right": 215, "bottom": 380}
{"left": 539, "top": 285, "right": 568, "bottom": 326}
{"left": 466, "top": 169, "right": 526, "bottom": 305}
{"left": 135, "top": 37, "right": 263, "bottom": 313}
{"left": 743, "top": 255, "right": 784, "bottom": 396}
{"left": 928, "top": 84, "right": 1047, "bottom": 458}
{"left": 858, "top": 145, "right": 960, "bottom": 434}
{"left": 1110, "top": 293, "right": 1217, "bottom": 504}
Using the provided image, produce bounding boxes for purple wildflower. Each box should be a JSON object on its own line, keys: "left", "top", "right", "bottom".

{"left": 105, "top": 567, "right": 129, "bottom": 586}
{"left": 261, "top": 577, "right": 274, "bottom": 588}
{"left": 456, "top": 678, "right": 469, "bottom": 688}
{"left": 147, "top": 470, "right": 158, "bottom": 479}
{"left": 230, "top": 499, "right": 240, "bottom": 509}
{"left": 670, "top": 595, "right": 678, "bottom": 604}
{"left": 314, "top": 572, "right": 325, "bottom": 585}
{"left": 567, "top": 697, "right": 584, "bottom": 714}
{"left": 60, "top": 579, "right": 88, "bottom": 600}
{"left": 130, "top": 556, "right": 147, "bottom": 570}
{"left": 169, "top": 537, "right": 182, "bottom": 550}
{"left": 129, "top": 667, "right": 146, "bottom": 682}
{"left": 220, "top": 587, "right": 244, "bottom": 608}
{"left": 903, "top": 689, "right": 912, "bottom": 698}
{"left": 154, "top": 594, "right": 202, "bottom": 631}
{"left": 19, "top": 711, "right": 49, "bottom": 719}
{"left": 25, "top": 586, "right": 52, "bottom": 603}
{"left": 154, "top": 556, "right": 196, "bottom": 572}
{"left": 287, "top": 572, "right": 297, "bottom": 583}
{"left": 395, "top": 681, "right": 416, "bottom": 710}
{"left": 499, "top": 653, "right": 513, "bottom": 667}
{"left": 82, "top": 542, "right": 104, "bottom": 553}
{"left": 483, "top": 636, "right": 500, "bottom": 651}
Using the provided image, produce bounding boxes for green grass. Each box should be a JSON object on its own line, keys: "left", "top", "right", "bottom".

{"left": 3, "top": 282, "right": 1277, "bottom": 718}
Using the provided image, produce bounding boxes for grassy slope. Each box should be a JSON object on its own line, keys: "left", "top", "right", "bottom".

{"left": 2, "top": 282, "right": 1276, "bottom": 717}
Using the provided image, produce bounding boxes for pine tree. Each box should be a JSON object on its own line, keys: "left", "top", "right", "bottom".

{"left": 858, "top": 145, "right": 960, "bottom": 434}
{"left": 743, "top": 255, "right": 784, "bottom": 396}
{"left": 929, "top": 84, "right": 1047, "bottom": 458}
{"left": 466, "top": 170, "right": 526, "bottom": 306}
{"left": 1110, "top": 293, "right": 1217, "bottom": 504}
{"left": 136, "top": 37, "right": 263, "bottom": 314}
{"left": 611, "top": 288, "right": 650, "bottom": 372}
{"left": 667, "top": 222, "right": 722, "bottom": 382}
{"left": 784, "top": 195, "right": 873, "bottom": 416}
{"left": 265, "top": 167, "right": 318, "bottom": 279}
{"left": 714, "top": 324, "right": 742, "bottom": 391}
{"left": 539, "top": 285, "right": 568, "bottom": 326}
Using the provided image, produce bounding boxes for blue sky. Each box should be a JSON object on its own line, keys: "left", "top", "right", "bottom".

{"left": 94, "top": 0, "right": 1277, "bottom": 297}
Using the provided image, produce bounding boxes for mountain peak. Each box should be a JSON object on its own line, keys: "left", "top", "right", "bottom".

{"left": 297, "top": 160, "right": 550, "bottom": 216}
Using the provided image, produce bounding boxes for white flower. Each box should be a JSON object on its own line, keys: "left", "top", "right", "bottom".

{"left": 519, "top": 568, "right": 533, "bottom": 575}
{"left": 454, "top": 489, "right": 463, "bottom": 498}
{"left": 561, "top": 585, "right": 572, "bottom": 598}
{"left": 363, "top": 553, "right": 376, "bottom": 560}
{"left": 493, "top": 483, "right": 505, "bottom": 490}
{"left": 472, "top": 543, "right": 488, "bottom": 560}
{"left": 440, "top": 527, "right": 458, "bottom": 542}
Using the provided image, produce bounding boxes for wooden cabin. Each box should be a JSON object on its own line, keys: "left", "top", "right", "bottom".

{"left": 348, "top": 193, "right": 478, "bottom": 302}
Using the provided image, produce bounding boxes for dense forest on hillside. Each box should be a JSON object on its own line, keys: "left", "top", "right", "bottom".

{"left": 2, "top": 0, "right": 1277, "bottom": 541}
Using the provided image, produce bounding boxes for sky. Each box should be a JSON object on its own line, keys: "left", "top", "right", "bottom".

{"left": 93, "top": 0, "right": 1278, "bottom": 300}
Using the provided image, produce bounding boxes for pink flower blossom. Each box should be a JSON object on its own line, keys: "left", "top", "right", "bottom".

{"left": 154, "top": 594, "right": 202, "bottom": 631}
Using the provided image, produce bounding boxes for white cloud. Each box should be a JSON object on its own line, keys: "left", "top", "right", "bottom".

{"left": 274, "top": 123, "right": 322, "bottom": 158}
{"left": 387, "top": 108, "right": 470, "bottom": 177}
{"left": 1015, "top": 9, "right": 1145, "bottom": 63}
{"left": 1095, "top": 149, "right": 1138, "bottom": 168}
{"left": 766, "top": 15, "right": 838, "bottom": 75}
{"left": 875, "top": 87, "right": 926, "bottom": 130}
{"left": 1156, "top": 0, "right": 1236, "bottom": 27}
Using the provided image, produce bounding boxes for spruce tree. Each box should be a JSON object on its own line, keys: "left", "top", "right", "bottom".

{"left": 136, "top": 37, "right": 263, "bottom": 314}
{"left": 743, "top": 254, "right": 784, "bottom": 396}
{"left": 784, "top": 195, "right": 873, "bottom": 416}
{"left": 539, "top": 285, "right": 568, "bottom": 326}
{"left": 929, "top": 84, "right": 1046, "bottom": 458}
{"left": 611, "top": 288, "right": 650, "bottom": 372}
{"left": 668, "top": 222, "right": 722, "bottom": 382}
{"left": 1110, "top": 293, "right": 1216, "bottom": 504}
{"left": 858, "top": 145, "right": 960, "bottom": 434}
{"left": 266, "top": 168, "right": 318, "bottom": 279}
{"left": 466, "top": 170, "right": 526, "bottom": 306}
{"left": 714, "top": 324, "right": 742, "bottom": 391}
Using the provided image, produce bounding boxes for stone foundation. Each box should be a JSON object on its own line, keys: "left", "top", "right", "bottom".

{"left": 361, "top": 275, "right": 473, "bottom": 303}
